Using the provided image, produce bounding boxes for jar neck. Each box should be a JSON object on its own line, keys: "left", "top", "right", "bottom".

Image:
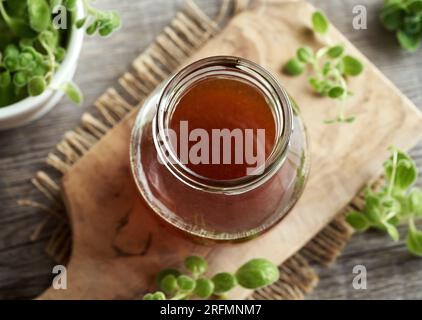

{"left": 153, "top": 56, "right": 293, "bottom": 195}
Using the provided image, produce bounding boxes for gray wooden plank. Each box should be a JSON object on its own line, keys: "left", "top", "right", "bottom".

{"left": 0, "top": 0, "right": 421, "bottom": 300}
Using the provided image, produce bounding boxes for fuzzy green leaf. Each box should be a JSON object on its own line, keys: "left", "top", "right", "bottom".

{"left": 159, "top": 274, "right": 178, "bottom": 294}
{"left": 396, "top": 30, "right": 421, "bottom": 52}
{"left": 383, "top": 222, "right": 400, "bottom": 242}
{"left": 327, "top": 45, "right": 345, "bottom": 58}
{"left": 194, "top": 279, "right": 214, "bottom": 299}
{"left": 156, "top": 268, "right": 181, "bottom": 285}
{"left": 28, "top": 0, "right": 51, "bottom": 32}
{"left": 342, "top": 55, "right": 364, "bottom": 76}
{"left": 384, "top": 150, "right": 417, "bottom": 192}
{"left": 328, "top": 86, "right": 345, "bottom": 99}
{"left": 212, "top": 273, "right": 237, "bottom": 295}
{"left": 177, "top": 275, "right": 196, "bottom": 291}
{"left": 61, "top": 82, "right": 83, "bottom": 105}
{"left": 235, "top": 259, "right": 279, "bottom": 289}
{"left": 185, "top": 256, "right": 207, "bottom": 276}
{"left": 296, "top": 46, "right": 314, "bottom": 63}
{"left": 346, "top": 211, "right": 370, "bottom": 231}
{"left": 0, "top": 71, "right": 11, "bottom": 88}
{"left": 407, "top": 225, "right": 422, "bottom": 257}
{"left": 312, "top": 11, "right": 329, "bottom": 34}
{"left": 380, "top": 3, "right": 405, "bottom": 31}
{"left": 28, "top": 76, "right": 46, "bottom": 96}
{"left": 283, "top": 57, "right": 305, "bottom": 76}
{"left": 409, "top": 189, "right": 422, "bottom": 216}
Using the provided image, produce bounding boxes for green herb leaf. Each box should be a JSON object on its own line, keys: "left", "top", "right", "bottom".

{"left": 4, "top": 56, "right": 19, "bottom": 72}
{"left": 312, "top": 11, "right": 329, "bottom": 35}
{"left": 28, "top": 76, "right": 46, "bottom": 96}
{"left": 344, "top": 115, "right": 356, "bottom": 123}
{"left": 328, "top": 86, "right": 345, "bottom": 99}
{"left": 18, "top": 52, "right": 34, "bottom": 69}
{"left": 86, "top": 21, "right": 99, "bottom": 35}
{"left": 363, "top": 193, "right": 383, "bottom": 225}
{"left": 296, "top": 46, "right": 314, "bottom": 63}
{"left": 384, "top": 150, "right": 417, "bottom": 192}
{"left": 407, "top": 0, "right": 422, "bottom": 14}
{"left": 152, "top": 292, "right": 166, "bottom": 300}
{"left": 346, "top": 211, "right": 370, "bottom": 231}
{"left": 13, "top": 72, "right": 28, "bottom": 87}
{"left": 143, "top": 293, "right": 154, "bottom": 300}
{"left": 342, "top": 55, "right": 364, "bottom": 76}
{"left": 177, "top": 275, "right": 196, "bottom": 291}
{"left": 407, "top": 224, "right": 422, "bottom": 256}
{"left": 0, "top": 1, "right": 37, "bottom": 38}
{"left": 63, "top": 0, "right": 77, "bottom": 11}
{"left": 327, "top": 45, "right": 345, "bottom": 58}
{"left": 395, "top": 159, "right": 417, "bottom": 191}
{"left": 396, "top": 30, "right": 421, "bottom": 52}
{"left": 283, "top": 57, "right": 305, "bottom": 76}
{"left": 403, "top": 15, "right": 422, "bottom": 35}
{"left": 184, "top": 256, "right": 207, "bottom": 276}
{"left": 61, "top": 82, "right": 83, "bottom": 105}
{"left": 235, "top": 259, "right": 279, "bottom": 289}
{"left": 156, "top": 268, "right": 181, "bottom": 285}
{"left": 380, "top": 3, "right": 405, "bottom": 31}
{"left": 28, "top": 0, "right": 52, "bottom": 32}
{"left": 143, "top": 291, "right": 168, "bottom": 300}
{"left": 212, "top": 273, "right": 237, "bottom": 295}
{"left": 55, "top": 47, "right": 67, "bottom": 63}
{"left": 194, "top": 279, "right": 214, "bottom": 299}
{"left": 159, "top": 274, "right": 178, "bottom": 294}
{"left": 309, "top": 77, "right": 323, "bottom": 93}
{"left": 76, "top": 17, "right": 88, "bottom": 29}
{"left": 4, "top": 44, "right": 20, "bottom": 58}
{"left": 0, "top": 71, "right": 11, "bottom": 88}
{"left": 409, "top": 189, "right": 422, "bottom": 216}
{"left": 383, "top": 222, "right": 400, "bottom": 242}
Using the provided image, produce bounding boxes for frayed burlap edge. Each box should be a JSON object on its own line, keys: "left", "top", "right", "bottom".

{"left": 21, "top": 0, "right": 360, "bottom": 300}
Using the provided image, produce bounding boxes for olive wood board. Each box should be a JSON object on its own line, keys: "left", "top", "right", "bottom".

{"left": 39, "top": 0, "right": 422, "bottom": 299}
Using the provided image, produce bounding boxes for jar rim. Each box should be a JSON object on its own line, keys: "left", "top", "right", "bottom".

{"left": 153, "top": 56, "right": 293, "bottom": 195}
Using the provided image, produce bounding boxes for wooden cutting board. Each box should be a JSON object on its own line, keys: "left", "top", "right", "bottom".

{"left": 39, "top": 0, "right": 422, "bottom": 299}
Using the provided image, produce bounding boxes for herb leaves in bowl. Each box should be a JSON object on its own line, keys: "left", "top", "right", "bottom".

{"left": 0, "top": 0, "right": 121, "bottom": 108}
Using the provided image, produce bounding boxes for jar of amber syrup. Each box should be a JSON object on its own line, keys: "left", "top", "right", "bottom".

{"left": 130, "top": 56, "right": 309, "bottom": 242}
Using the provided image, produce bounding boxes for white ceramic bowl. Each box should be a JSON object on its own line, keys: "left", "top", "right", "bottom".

{"left": 0, "top": 2, "right": 84, "bottom": 130}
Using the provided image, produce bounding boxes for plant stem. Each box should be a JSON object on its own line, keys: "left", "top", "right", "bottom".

{"left": 387, "top": 148, "right": 398, "bottom": 198}
{"left": 170, "top": 291, "right": 192, "bottom": 300}
{"left": 82, "top": 0, "right": 100, "bottom": 17}
{"left": 409, "top": 217, "right": 416, "bottom": 232}
{"left": 0, "top": 1, "right": 10, "bottom": 27}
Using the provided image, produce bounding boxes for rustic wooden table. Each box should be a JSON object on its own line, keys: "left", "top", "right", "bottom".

{"left": 0, "top": 0, "right": 421, "bottom": 300}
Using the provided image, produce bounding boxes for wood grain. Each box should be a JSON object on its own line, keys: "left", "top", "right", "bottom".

{"left": 1, "top": 0, "right": 422, "bottom": 300}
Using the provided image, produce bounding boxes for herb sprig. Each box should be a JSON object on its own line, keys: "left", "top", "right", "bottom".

{"left": 347, "top": 147, "right": 422, "bottom": 256}
{"left": 0, "top": 0, "right": 120, "bottom": 108}
{"left": 76, "top": 0, "right": 121, "bottom": 37}
{"left": 144, "top": 256, "right": 279, "bottom": 300}
{"left": 380, "top": 0, "right": 422, "bottom": 52}
{"left": 283, "top": 11, "right": 364, "bottom": 124}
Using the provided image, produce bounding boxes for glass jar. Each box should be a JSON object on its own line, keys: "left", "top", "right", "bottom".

{"left": 130, "top": 56, "right": 310, "bottom": 242}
